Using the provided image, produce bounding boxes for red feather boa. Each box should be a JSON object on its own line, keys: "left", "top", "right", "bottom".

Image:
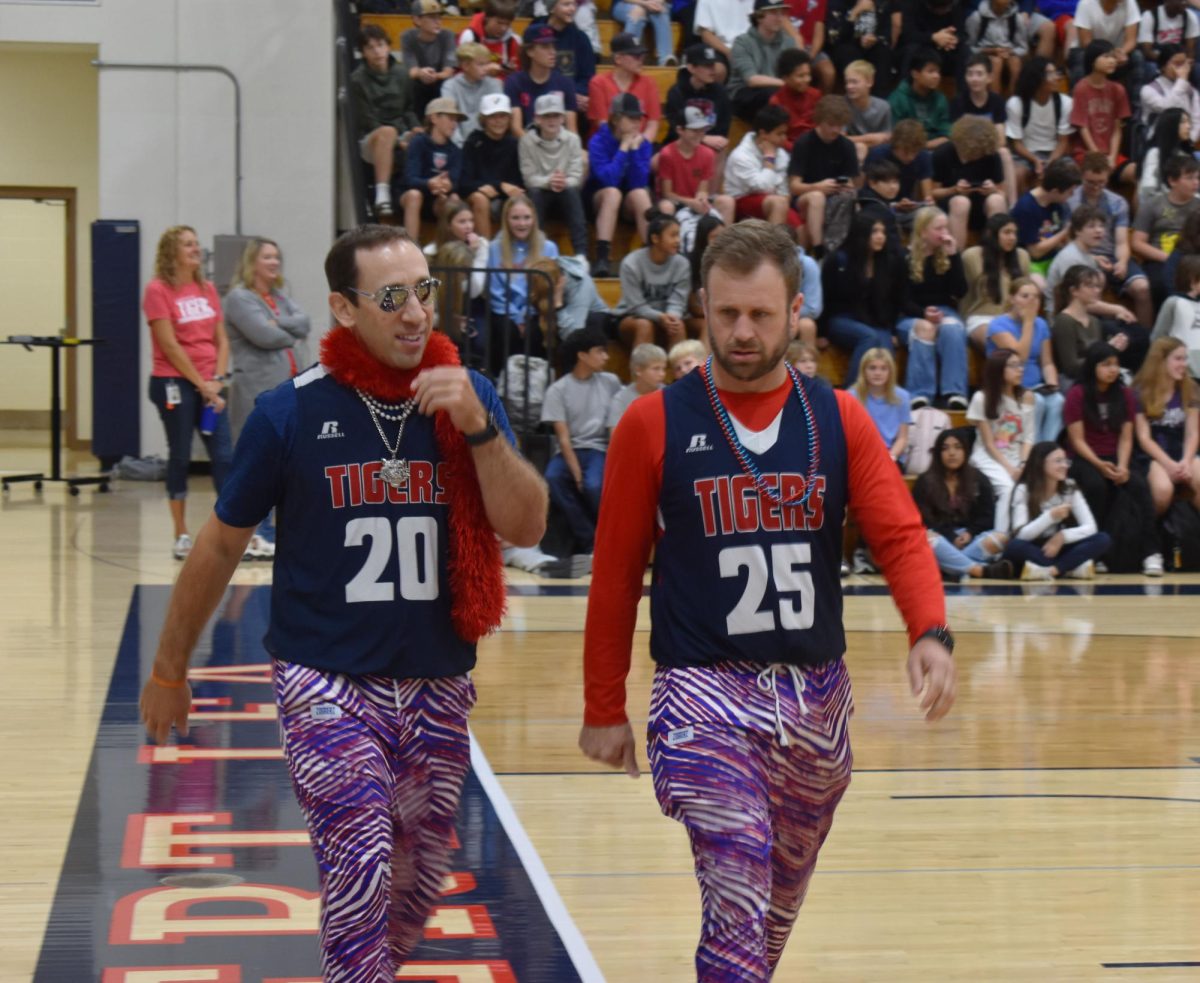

{"left": 319, "top": 327, "right": 506, "bottom": 643}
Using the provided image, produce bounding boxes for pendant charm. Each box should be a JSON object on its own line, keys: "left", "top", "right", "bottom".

{"left": 380, "top": 457, "right": 410, "bottom": 489}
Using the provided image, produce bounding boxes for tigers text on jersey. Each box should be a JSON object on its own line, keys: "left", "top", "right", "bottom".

{"left": 649, "top": 371, "right": 848, "bottom": 668}
{"left": 216, "top": 364, "right": 513, "bottom": 680}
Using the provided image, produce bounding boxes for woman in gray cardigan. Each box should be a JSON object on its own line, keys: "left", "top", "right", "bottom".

{"left": 224, "top": 238, "right": 312, "bottom": 438}
{"left": 223, "top": 238, "right": 311, "bottom": 558}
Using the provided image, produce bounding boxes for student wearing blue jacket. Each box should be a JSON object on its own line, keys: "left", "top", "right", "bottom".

{"left": 587, "top": 92, "right": 654, "bottom": 277}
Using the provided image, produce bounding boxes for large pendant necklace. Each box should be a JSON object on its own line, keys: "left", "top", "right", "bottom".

{"left": 700, "top": 356, "right": 821, "bottom": 509}
{"left": 356, "top": 389, "right": 418, "bottom": 489}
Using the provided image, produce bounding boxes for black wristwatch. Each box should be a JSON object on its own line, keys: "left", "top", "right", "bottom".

{"left": 463, "top": 414, "right": 501, "bottom": 447}
{"left": 918, "top": 624, "right": 955, "bottom": 655}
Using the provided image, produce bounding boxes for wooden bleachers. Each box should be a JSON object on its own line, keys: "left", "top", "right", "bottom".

{"left": 359, "top": 14, "right": 682, "bottom": 138}
{"left": 358, "top": 13, "right": 680, "bottom": 62}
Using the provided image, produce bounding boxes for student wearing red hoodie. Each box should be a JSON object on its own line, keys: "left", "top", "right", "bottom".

{"left": 457, "top": 0, "right": 522, "bottom": 79}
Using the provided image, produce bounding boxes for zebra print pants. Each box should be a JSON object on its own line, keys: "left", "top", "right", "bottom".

{"left": 273, "top": 659, "right": 475, "bottom": 982}
{"left": 647, "top": 659, "right": 854, "bottom": 982}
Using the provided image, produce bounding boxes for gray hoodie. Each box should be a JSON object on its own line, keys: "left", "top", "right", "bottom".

{"left": 518, "top": 124, "right": 584, "bottom": 188}
{"left": 728, "top": 25, "right": 795, "bottom": 98}
{"left": 555, "top": 254, "right": 610, "bottom": 337}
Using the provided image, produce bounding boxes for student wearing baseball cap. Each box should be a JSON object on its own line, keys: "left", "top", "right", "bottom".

{"left": 504, "top": 21, "right": 579, "bottom": 135}
{"left": 656, "top": 106, "right": 736, "bottom": 226}
{"left": 531, "top": 0, "right": 598, "bottom": 111}
{"left": 664, "top": 43, "right": 733, "bottom": 149}
{"left": 401, "top": 0, "right": 458, "bottom": 117}
{"left": 400, "top": 96, "right": 466, "bottom": 238}
{"left": 729, "top": 0, "right": 797, "bottom": 122}
{"left": 587, "top": 92, "right": 654, "bottom": 276}
{"left": 461, "top": 92, "right": 526, "bottom": 237}
{"left": 519, "top": 92, "right": 589, "bottom": 258}
{"left": 441, "top": 42, "right": 502, "bottom": 147}
{"left": 587, "top": 32, "right": 663, "bottom": 141}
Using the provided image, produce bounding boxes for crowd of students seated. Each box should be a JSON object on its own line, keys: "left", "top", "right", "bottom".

{"left": 343, "top": 0, "right": 1200, "bottom": 578}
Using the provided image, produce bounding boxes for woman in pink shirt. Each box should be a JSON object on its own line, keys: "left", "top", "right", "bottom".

{"left": 142, "top": 225, "right": 232, "bottom": 559}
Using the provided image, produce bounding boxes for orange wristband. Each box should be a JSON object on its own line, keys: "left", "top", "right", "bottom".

{"left": 151, "top": 671, "right": 187, "bottom": 689}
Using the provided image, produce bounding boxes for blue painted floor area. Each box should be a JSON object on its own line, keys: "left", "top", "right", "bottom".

{"left": 35, "top": 585, "right": 580, "bottom": 983}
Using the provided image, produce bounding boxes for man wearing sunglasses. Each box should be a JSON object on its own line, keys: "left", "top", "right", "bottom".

{"left": 139, "top": 225, "right": 548, "bottom": 979}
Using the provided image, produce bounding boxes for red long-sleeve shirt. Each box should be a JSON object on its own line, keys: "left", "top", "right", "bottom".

{"left": 582, "top": 380, "right": 947, "bottom": 727}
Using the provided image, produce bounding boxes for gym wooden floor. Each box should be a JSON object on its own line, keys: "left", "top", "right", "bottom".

{"left": 2, "top": 439, "right": 1198, "bottom": 982}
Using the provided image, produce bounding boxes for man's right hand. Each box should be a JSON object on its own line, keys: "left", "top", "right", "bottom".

{"left": 140, "top": 675, "right": 192, "bottom": 745}
{"left": 579, "top": 722, "right": 641, "bottom": 778}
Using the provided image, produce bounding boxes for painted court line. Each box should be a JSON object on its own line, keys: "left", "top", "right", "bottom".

{"left": 1102, "top": 962, "right": 1200, "bottom": 969}
{"left": 893, "top": 793, "right": 1200, "bottom": 805}
{"left": 470, "top": 732, "right": 606, "bottom": 983}
{"left": 551, "top": 862, "right": 1200, "bottom": 879}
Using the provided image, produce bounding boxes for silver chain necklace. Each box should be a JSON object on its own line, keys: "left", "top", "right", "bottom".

{"left": 356, "top": 389, "right": 417, "bottom": 489}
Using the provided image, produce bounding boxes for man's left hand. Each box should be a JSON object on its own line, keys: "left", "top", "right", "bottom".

{"left": 907, "top": 637, "right": 956, "bottom": 722}
{"left": 412, "top": 366, "right": 487, "bottom": 434}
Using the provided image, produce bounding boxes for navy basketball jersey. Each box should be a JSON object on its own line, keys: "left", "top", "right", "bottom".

{"left": 217, "top": 365, "right": 508, "bottom": 679}
{"left": 650, "top": 370, "right": 849, "bottom": 669}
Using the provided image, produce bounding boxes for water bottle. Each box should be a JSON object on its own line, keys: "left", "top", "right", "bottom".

{"left": 200, "top": 404, "right": 219, "bottom": 436}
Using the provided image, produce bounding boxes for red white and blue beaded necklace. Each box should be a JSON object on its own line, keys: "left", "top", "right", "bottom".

{"left": 700, "top": 355, "right": 822, "bottom": 509}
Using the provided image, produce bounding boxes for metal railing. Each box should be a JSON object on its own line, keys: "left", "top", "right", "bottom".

{"left": 427, "top": 264, "right": 560, "bottom": 445}
{"left": 335, "top": 0, "right": 369, "bottom": 226}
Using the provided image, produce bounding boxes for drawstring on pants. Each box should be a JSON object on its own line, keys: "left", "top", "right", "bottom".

{"left": 756, "top": 664, "right": 808, "bottom": 746}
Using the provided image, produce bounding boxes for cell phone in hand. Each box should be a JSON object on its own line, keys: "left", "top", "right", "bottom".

{"left": 835, "top": 176, "right": 851, "bottom": 184}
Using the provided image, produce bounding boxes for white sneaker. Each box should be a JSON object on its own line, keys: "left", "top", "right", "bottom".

{"left": 1020, "top": 561, "right": 1054, "bottom": 581}
{"left": 172, "top": 534, "right": 192, "bottom": 560}
{"left": 243, "top": 534, "right": 275, "bottom": 560}
{"left": 1065, "top": 560, "right": 1094, "bottom": 580}
{"left": 852, "top": 548, "right": 877, "bottom": 574}
{"left": 502, "top": 545, "right": 557, "bottom": 572}
{"left": 1143, "top": 553, "right": 1164, "bottom": 577}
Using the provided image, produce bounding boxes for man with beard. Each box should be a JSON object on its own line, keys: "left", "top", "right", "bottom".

{"left": 139, "top": 225, "right": 547, "bottom": 980}
{"left": 578, "top": 219, "right": 955, "bottom": 980}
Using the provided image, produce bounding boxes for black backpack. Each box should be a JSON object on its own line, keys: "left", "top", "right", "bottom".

{"left": 1021, "top": 92, "right": 1063, "bottom": 132}
{"left": 1162, "top": 499, "right": 1200, "bottom": 571}
{"left": 1100, "top": 484, "right": 1152, "bottom": 573}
